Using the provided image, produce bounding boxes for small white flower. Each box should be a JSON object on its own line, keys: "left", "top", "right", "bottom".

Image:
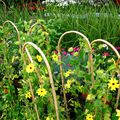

{"left": 103, "top": 44, "right": 108, "bottom": 50}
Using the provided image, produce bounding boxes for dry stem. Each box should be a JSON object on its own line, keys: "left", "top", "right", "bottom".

{"left": 29, "top": 81, "right": 40, "bottom": 120}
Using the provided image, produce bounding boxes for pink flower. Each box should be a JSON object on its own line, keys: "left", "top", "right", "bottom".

{"left": 24, "top": 2, "right": 45, "bottom": 11}
{"left": 63, "top": 51, "right": 67, "bottom": 56}
{"left": 103, "top": 52, "right": 110, "bottom": 57}
{"left": 28, "top": 6, "right": 36, "bottom": 10}
{"left": 115, "top": 46, "right": 120, "bottom": 51}
{"left": 92, "top": 48, "right": 95, "bottom": 52}
{"left": 27, "top": 2, "right": 36, "bottom": 10}
{"left": 53, "top": 50, "right": 58, "bottom": 54}
{"left": 70, "top": 52, "right": 74, "bottom": 55}
{"left": 67, "top": 64, "right": 71, "bottom": 67}
{"left": 61, "top": 48, "right": 65, "bottom": 51}
{"left": 73, "top": 47, "right": 80, "bottom": 52}
{"left": 40, "top": 6, "right": 45, "bottom": 10}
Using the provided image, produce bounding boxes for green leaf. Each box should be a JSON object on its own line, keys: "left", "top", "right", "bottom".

{"left": 107, "top": 64, "right": 116, "bottom": 72}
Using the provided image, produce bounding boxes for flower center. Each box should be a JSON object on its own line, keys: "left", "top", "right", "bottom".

{"left": 112, "top": 83, "right": 115, "bottom": 85}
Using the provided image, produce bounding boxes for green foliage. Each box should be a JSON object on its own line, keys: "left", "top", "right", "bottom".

{"left": 0, "top": 3, "right": 120, "bottom": 119}
{"left": 46, "top": 2, "right": 120, "bottom": 45}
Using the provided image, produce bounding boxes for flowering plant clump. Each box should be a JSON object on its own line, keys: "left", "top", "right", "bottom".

{"left": 51, "top": 40, "right": 120, "bottom": 120}
{"left": 0, "top": 19, "right": 61, "bottom": 120}
{"left": 0, "top": 16, "right": 120, "bottom": 120}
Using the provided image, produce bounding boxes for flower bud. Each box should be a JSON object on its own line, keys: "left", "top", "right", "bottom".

{"left": 68, "top": 47, "right": 73, "bottom": 52}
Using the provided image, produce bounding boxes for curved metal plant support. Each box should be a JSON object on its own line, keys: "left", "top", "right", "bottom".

{"left": 57, "top": 30, "right": 94, "bottom": 119}
{"left": 27, "top": 21, "right": 47, "bottom": 35}
{"left": 27, "top": 21, "right": 49, "bottom": 84}
{"left": 3, "top": 20, "right": 21, "bottom": 52}
{"left": 0, "top": 0, "right": 6, "bottom": 15}
{"left": 27, "top": 21, "right": 49, "bottom": 54}
{"left": 115, "top": 58, "right": 120, "bottom": 108}
{"left": 23, "top": 42, "right": 60, "bottom": 120}
{"left": 91, "top": 39, "right": 120, "bottom": 109}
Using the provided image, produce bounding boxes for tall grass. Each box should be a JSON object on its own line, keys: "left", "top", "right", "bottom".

{"left": 0, "top": 1, "right": 120, "bottom": 45}
{"left": 45, "top": 2, "right": 120, "bottom": 45}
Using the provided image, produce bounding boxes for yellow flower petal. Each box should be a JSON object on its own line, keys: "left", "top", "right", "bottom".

{"left": 52, "top": 54, "right": 58, "bottom": 61}
{"left": 46, "top": 116, "right": 53, "bottom": 120}
{"left": 116, "top": 109, "right": 120, "bottom": 117}
{"left": 86, "top": 94, "right": 95, "bottom": 101}
{"left": 36, "top": 88, "right": 47, "bottom": 97}
{"left": 36, "top": 55, "right": 42, "bottom": 62}
{"left": 26, "top": 63, "right": 35, "bottom": 73}
{"left": 64, "top": 70, "right": 73, "bottom": 78}
{"left": 86, "top": 114, "right": 94, "bottom": 120}
{"left": 108, "top": 78, "right": 119, "bottom": 91}
{"left": 65, "top": 83, "right": 71, "bottom": 89}
{"left": 25, "top": 92, "right": 31, "bottom": 99}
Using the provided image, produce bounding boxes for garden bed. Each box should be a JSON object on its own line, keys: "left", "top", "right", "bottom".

{"left": 0, "top": 1, "right": 120, "bottom": 120}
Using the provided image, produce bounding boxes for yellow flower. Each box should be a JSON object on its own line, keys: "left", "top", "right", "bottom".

{"left": 85, "top": 109, "right": 89, "bottom": 114}
{"left": 52, "top": 54, "right": 58, "bottom": 61}
{"left": 26, "top": 63, "right": 35, "bottom": 73}
{"left": 108, "top": 78, "right": 119, "bottom": 91}
{"left": 78, "top": 85, "right": 84, "bottom": 92}
{"left": 86, "top": 114, "right": 94, "bottom": 120}
{"left": 67, "top": 79, "right": 73, "bottom": 85}
{"left": 36, "top": 88, "right": 47, "bottom": 97}
{"left": 86, "top": 94, "right": 95, "bottom": 101}
{"left": 64, "top": 70, "right": 72, "bottom": 78}
{"left": 64, "top": 78, "right": 75, "bottom": 89}
{"left": 116, "top": 109, "right": 120, "bottom": 117}
{"left": 46, "top": 116, "right": 53, "bottom": 120}
{"left": 36, "top": 55, "right": 42, "bottom": 62}
{"left": 25, "top": 92, "right": 31, "bottom": 99}
{"left": 65, "top": 83, "right": 71, "bottom": 89}
{"left": 43, "top": 31, "right": 49, "bottom": 36}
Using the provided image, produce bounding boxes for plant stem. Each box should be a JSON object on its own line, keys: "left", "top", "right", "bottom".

{"left": 29, "top": 80, "right": 40, "bottom": 120}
